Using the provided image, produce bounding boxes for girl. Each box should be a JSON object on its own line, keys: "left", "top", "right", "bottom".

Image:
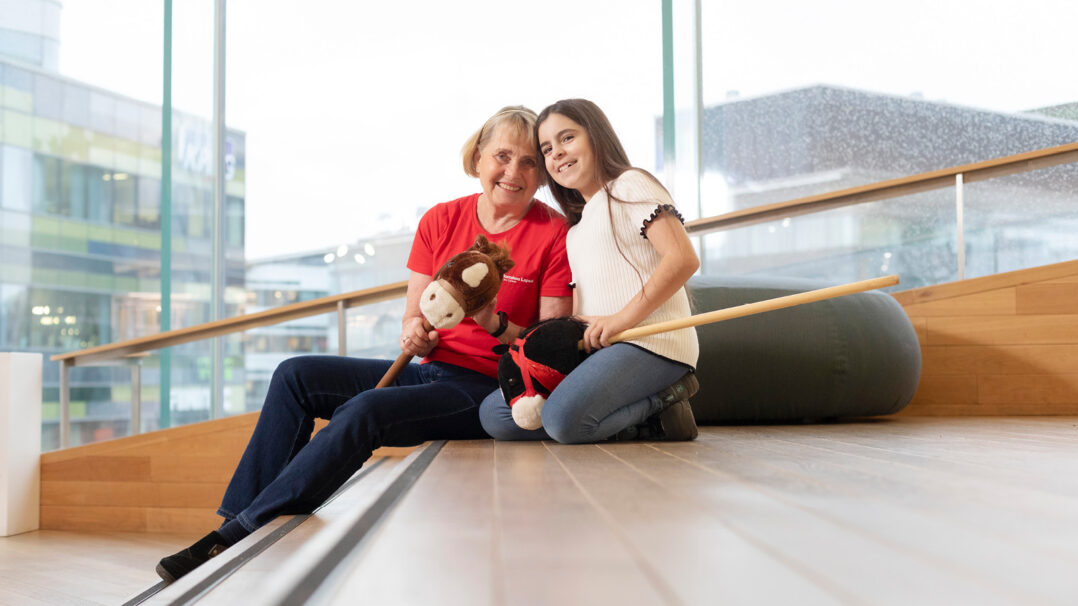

{"left": 479, "top": 98, "right": 700, "bottom": 443}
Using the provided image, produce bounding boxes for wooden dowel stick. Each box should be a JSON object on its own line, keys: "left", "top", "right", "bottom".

{"left": 375, "top": 351, "right": 414, "bottom": 389}
{"left": 584, "top": 274, "right": 899, "bottom": 348}
{"left": 376, "top": 319, "right": 434, "bottom": 388}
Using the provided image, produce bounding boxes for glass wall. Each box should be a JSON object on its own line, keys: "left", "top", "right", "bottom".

{"left": 225, "top": 0, "right": 663, "bottom": 261}
{"left": 670, "top": 0, "right": 1078, "bottom": 284}
{"left": 14, "top": 1, "right": 1071, "bottom": 448}
{"left": 225, "top": 0, "right": 665, "bottom": 409}
{"left": 1, "top": 19, "right": 168, "bottom": 446}
{"left": 1, "top": 2, "right": 246, "bottom": 448}
{"left": 2, "top": 1, "right": 666, "bottom": 448}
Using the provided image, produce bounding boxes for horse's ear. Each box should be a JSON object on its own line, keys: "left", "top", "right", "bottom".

{"left": 490, "top": 247, "right": 514, "bottom": 277}
{"left": 471, "top": 234, "right": 514, "bottom": 278}
{"left": 470, "top": 234, "right": 490, "bottom": 252}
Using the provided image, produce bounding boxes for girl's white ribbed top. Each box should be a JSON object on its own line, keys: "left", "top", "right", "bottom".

{"left": 566, "top": 169, "right": 699, "bottom": 368}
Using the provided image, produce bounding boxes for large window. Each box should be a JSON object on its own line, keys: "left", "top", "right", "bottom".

{"left": 667, "top": 0, "right": 1078, "bottom": 284}
{"left": 226, "top": 0, "right": 663, "bottom": 260}
{"left": 3, "top": 1, "right": 665, "bottom": 448}
{"left": 9, "top": 1, "right": 1076, "bottom": 449}
{"left": 224, "top": 0, "right": 664, "bottom": 409}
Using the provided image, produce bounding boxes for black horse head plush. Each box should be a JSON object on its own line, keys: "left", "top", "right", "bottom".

{"left": 496, "top": 317, "right": 589, "bottom": 430}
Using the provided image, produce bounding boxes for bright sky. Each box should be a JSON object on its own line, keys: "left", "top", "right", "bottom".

{"left": 58, "top": 0, "right": 1077, "bottom": 260}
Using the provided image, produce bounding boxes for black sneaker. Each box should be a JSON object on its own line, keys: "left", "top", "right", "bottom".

{"left": 156, "top": 530, "right": 230, "bottom": 584}
{"left": 652, "top": 399, "right": 699, "bottom": 441}
{"left": 612, "top": 373, "right": 700, "bottom": 441}
{"left": 655, "top": 372, "right": 700, "bottom": 406}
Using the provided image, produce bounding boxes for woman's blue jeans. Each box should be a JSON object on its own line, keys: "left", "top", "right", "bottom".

{"left": 479, "top": 343, "right": 689, "bottom": 443}
{"left": 218, "top": 355, "right": 497, "bottom": 534}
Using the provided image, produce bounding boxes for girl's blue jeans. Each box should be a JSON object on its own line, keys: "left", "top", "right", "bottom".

{"left": 479, "top": 343, "right": 689, "bottom": 443}
{"left": 217, "top": 355, "right": 496, "bottom": 534}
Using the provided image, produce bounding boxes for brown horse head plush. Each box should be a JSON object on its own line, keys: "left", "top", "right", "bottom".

{"left": 420, "top": 235, "right": 514, "bottom": 329}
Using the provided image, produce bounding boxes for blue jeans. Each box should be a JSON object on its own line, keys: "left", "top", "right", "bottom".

{"left": 218, "top": 355, "right": 497, "bottom": 534}
{"left": 479, "top": 343, "right": 689, "bottom": 444}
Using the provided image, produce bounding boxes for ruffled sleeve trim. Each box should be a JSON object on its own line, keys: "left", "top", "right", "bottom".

{"left": 640, "top": 204, "right": 685, "bottom": 239}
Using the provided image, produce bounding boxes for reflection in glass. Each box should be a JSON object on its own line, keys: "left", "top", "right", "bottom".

{"left": 965, "top": 166, "right": 1078, "bottom": 278}
{"left": 700, "top": 189, "right": 958, "bottom": 290}
{"left": 687, "top": 1, "right": 1078, "bottom": 293}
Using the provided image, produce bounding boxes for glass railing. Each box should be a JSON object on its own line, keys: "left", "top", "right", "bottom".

{"left": 45, "top": 142, "right": 1078, "bottom": 450}
{"left": 688, "top": 143, "right": 1078, "bottom": 288}
{"left": 696, "top": 188, "right": 957, "bottom": 289}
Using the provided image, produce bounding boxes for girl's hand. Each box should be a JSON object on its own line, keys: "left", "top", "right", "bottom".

{"left": 579, "top": 312, "right": 635, "bottom": 353}
{"left": 400, "top": 315, "right": 438, "bottom": 357}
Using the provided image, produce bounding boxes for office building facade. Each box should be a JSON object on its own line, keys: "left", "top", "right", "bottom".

{"left": 1, "top": 6, "right": 247, "bottom": 448}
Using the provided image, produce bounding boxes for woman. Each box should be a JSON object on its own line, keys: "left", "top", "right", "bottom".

{"left": 156, "top": 106, "right": 573, "bottom": 583}
{"left": 479, "top": 98, "right": 700, "bottom": 444}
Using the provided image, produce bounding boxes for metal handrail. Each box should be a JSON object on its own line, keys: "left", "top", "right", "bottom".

{"left": 50, "top": 280, "right": 408, "bottom": 447}
{"left": 51, "top": 281, "right": 408, "bottom": 366}
{"left": 48, "top": 140, "right": 1078, "bottom": 447}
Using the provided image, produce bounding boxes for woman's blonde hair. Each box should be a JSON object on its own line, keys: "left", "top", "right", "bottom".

{"left": 462, "top": 106, "right": 542, "bottom": 178}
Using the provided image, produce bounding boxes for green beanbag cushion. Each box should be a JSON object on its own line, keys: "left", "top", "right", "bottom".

{"left": 687, "top": 276, "right": 921, "bottom": 423}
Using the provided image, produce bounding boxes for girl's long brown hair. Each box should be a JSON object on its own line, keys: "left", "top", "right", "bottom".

{"left": 536, "top": 98, "right": 672, "bottom": 226}
{"left": 537, "top": 99, "right": 676, "bottom": 292}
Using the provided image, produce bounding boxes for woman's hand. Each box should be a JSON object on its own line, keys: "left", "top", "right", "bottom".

{"left": 579, "top": 312, "right": 635, "bottom": 353}
{"left": 400, "top": 315, "right": 438, "bottom": 357}
{"left": 470, "top": 297, "right": 499, "bottom": 334}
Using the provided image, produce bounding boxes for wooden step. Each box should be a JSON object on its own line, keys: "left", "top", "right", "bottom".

{"left": 894, "top": 259, "right": 1078, "bottom": 415}
{"left": 40, "top": 412, "right": 416, "bottom": 534}
{"left": 9, "top": 418, "right": 1078, "bottom": 605}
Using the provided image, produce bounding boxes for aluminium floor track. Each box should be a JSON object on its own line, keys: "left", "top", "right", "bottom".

{"left": 121, "top": 442, "right": 443, "bottom": 606}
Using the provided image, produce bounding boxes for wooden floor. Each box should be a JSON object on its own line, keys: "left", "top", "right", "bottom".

{"left": 0, "top": 530, "right": 192, "bottom": 605}
{"left": 4, "top": 417, "right": 1078, "bottom": 605}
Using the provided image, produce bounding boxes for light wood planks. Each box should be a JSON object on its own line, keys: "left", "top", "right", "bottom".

{"left": 8, "top": 419, "right": 1078, "bottom": 605}
{"left": 322, "top": 440, "right": 677, "bottom": 606}
{"left": 891, "top": 259, "right": 1078, "bottom": 307}
{"left": 299, "top": 418, "right": 1078, "bottom": 605}
{"left": 39, "top": 413, "right": 415, "bottom": 533}
{"left": 39, "top": 414, "right": 258, "bottom": 533}
{"left": 0, "top": 530, "right": 192, "bottom": 605}
{"left": 141, "top": 456, "right": 402, "bottom": 606}
{"left": 895, "top": 261, "right": 1078, "bottom": 415}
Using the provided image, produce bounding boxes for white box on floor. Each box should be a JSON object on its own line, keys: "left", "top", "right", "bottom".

{"left": 1, "top": 353, "right": 42, "bottom": 537}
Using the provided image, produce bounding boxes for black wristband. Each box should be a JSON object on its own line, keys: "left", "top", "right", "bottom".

{"left": 488, "top": 310, "right": 509, "bottom": 338}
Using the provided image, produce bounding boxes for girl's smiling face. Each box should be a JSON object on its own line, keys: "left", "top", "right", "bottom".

{"left": 538, "top": 113, "right": 601, "bottom": 201}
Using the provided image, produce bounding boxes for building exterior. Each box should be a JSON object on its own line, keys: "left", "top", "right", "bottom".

{"left": 668, "top": 85, "right": 1078, "bottom": 287}
{"left": 1, "top": 5, "right": 246, "bottom": 449}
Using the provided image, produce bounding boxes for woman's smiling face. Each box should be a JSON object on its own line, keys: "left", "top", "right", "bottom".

{"left": 475, "top": 124, "right": 541, "bottom": 211}
{"left": 538, "top": 113, "right": 600, "bottom": 201}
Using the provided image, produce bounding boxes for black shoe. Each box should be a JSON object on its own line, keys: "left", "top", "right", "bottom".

{"left": 156, "top": 530, "right": 230, "bottom": 584}
{"left": 655, "top": 372, "right": 699, "bottom": 406}
{"left": 612, "top": 373, "right": 700, "bottom": 441}
{"left": 652, "top": 399, "right": 699, "bottom": 441}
